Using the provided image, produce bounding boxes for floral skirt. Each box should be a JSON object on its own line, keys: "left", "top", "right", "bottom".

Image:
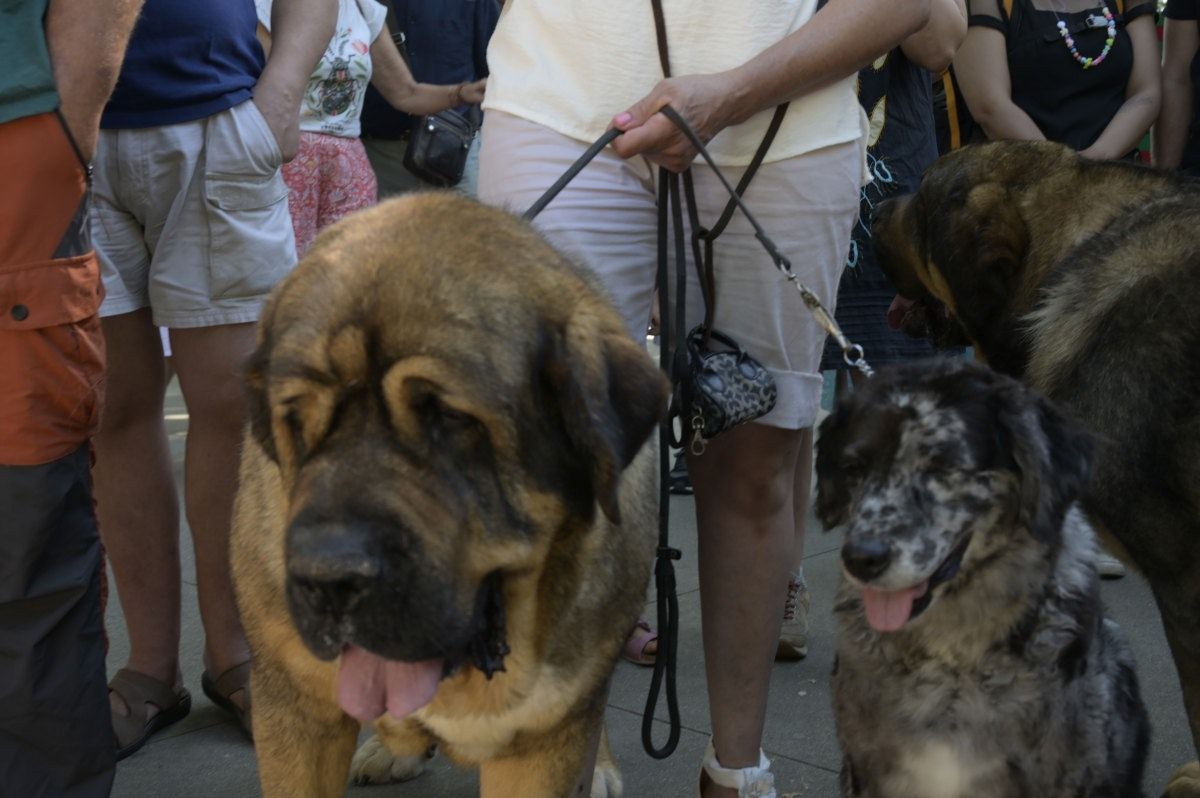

{"left": 282, "top": 131, "right": 378, "bottom": 257}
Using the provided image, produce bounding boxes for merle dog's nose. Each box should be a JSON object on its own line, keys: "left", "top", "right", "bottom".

{"left": 287, "top": 522, "right": 381, "bottom": 617}
{"left": 842, "top": 538, "right": 894, "bottom": 582}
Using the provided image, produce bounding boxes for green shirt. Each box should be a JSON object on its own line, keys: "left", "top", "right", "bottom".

{"left": 0, "top": 0, "right": 59, "bottom": 125}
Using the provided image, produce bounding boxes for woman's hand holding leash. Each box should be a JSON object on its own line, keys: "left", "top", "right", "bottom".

{"left": 609, "top": 73, "right": 742, "bottom": 172}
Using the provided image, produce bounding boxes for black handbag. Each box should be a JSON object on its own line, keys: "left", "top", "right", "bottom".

{"left": 403, "top": 108, "right": 477, "bottom": 188}
{"left": 683, "top": 327, "right": 777, "bottom": 445}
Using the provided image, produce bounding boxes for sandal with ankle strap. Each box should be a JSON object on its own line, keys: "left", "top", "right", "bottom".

{"left": 201, "top": 661, "right": 252, "bottom": 740}
{"left": 109, "top": 668, "right": 192, "bottom": 760}
{"left": 698, "top": 738, "right": 776, "bottom": 798}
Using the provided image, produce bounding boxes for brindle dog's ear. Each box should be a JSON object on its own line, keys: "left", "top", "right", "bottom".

{"left": 961, "top": 183, "right": 1029, "bottom": 284}
{"left": 245, "top": 328, "right": 278, "bottom": 462}
{"left": 553, "top": 306, "right": 670, "bottom": 524}
{"left": 996, "top": 382, "right": 1093, "bottom": 544}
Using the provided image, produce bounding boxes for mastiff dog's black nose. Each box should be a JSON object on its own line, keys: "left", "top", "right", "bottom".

{"left": 287, "top": 521, "right": 381, "bottom": 618}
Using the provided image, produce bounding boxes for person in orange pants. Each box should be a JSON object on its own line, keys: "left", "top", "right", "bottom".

{"left": 0, "top": 2, "right": 143, "bottom": 795}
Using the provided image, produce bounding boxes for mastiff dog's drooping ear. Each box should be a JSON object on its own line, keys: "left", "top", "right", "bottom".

{"left": 232, "top": 193, "right": 669, "bottom": 798}
{"left": 873, "top": 140, "right": 1200, "bottom": 794}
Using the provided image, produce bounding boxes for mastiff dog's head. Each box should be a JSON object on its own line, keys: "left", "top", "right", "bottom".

{"left": 245, "top": 194, "right": 668, "bottom": 714}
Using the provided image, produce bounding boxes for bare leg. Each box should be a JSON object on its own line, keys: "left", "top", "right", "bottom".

{"left": 690, "top": 423, "right": 803, "bottom": 798}
{"left": 788, "top": 427, "right": 815, "bottom": 574}
{"left": 94, "top": 308, "right": 182, "bottom": 716}
{"left": 169, "top": 323, "right": 256, "bottom": 697}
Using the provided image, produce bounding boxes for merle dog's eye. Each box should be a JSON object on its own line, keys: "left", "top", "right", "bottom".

{"left": 841, "top": 454, "right": 867, "bottom": 475}
{"left": 926, "top": 450, "right": 959, "bottom": 473}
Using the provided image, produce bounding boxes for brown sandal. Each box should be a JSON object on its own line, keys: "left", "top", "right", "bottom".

{"left": 109, "top": 668, "right": 192, "bottom": 760}
{"left": 201, "top": 661, "right": 252, "bottom": 740}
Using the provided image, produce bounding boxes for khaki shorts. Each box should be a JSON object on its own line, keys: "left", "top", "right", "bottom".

{"left": 478, "top": 110, "right": 863, "bottom": 430}
{"left": 92, "top": 100, "right": 297, "bottom": 328}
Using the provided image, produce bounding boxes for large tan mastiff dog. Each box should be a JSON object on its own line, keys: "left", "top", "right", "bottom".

{"left": 231, "top": 193, "right": 668, "bottom": 797}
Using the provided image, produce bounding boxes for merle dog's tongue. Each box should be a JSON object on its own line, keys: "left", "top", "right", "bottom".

{"left": 337, "top": 645, "right": 443, "bottom": 722}
{"left": 860, "top": 583, "right": 928, "bottom": 632}
{"left": 886, "top": 295, "right": 913, "bottom": 330}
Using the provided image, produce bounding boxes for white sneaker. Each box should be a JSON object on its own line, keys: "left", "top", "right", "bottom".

{"left": 775, "top": 577, "right": 811, "bottom": 661}
{"left": 1096, "top": 552, "right": 1126, "bottom": 579}
{"left": 698, "top": 739, "right": 776, "bottom": 798}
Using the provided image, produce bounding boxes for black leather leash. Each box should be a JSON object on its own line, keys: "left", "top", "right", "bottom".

{"left": 520, "top": 129, "right": 621, "bottom": 223}
{"left": 520, "top": 124, "right": 686, "bottom": 760}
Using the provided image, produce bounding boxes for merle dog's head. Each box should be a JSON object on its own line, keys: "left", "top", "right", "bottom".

{"left": 815, "top": 359, "right": 1093, "bottom": 633}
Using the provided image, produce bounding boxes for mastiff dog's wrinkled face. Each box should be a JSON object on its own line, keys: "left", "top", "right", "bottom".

{"left": 244, "top": 195, "right": 667, "bottom": 688}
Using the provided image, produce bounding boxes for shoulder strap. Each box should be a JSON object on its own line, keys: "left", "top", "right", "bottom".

{"left": 941, "top": 70, "right": 963, "bottom": 151}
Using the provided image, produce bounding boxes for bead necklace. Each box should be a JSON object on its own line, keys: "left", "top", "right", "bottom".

{"left": 1055, "top": 3, "right": 1116, "bottom": 69}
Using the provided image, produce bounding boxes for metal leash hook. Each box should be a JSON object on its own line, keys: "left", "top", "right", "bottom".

{"left": 778, "top": 256, "right": 876, "bottom": 380}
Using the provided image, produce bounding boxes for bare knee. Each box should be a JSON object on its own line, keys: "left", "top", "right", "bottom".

{"left": 689, "top": 425, "right": 804, "bottom": 519}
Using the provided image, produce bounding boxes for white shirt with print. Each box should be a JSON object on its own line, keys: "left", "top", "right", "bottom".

{"left": 256, "top": 0, "right": 388, "bottom": 138}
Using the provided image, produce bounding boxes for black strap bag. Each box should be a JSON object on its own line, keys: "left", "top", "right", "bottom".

{"left": 402, "top": 107, "right": 478, "bottom": 188}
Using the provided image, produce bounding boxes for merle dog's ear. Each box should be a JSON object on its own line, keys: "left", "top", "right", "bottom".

{"left": 549, "top": 302, "right": 670, "bottom": 524}
{"left": 245, "top": 328, "right": 278, "bottom": 463}
{"left": 814, "top": 400, "right": 856, "bottom": 529}
{"left": 964, "top": 183, "right": 1029, "bottom": 281}
{"left": 996, "top": 381, "right": 1093, "bottom": 543}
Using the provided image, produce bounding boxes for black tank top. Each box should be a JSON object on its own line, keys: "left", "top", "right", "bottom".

{"left": 984, "top": 0, "right": 1142, "bottom": 151}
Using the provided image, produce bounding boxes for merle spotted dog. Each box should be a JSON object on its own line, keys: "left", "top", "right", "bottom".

{"left": 816, "top": 359, "right": 1149, "bottom": 798}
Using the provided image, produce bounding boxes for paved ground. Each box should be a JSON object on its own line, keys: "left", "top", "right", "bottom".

{"left": 106, "top": 377, "right": 1193, "bottom": 797}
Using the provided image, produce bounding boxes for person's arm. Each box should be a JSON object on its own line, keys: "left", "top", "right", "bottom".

{"left": 368, "top": 28, "right": 486, "bottom": 116}
{"left": 611, "top": 0, "right": 937, "bottom": 170}
{"left": 43, "top": 0, "right": 144, "bottom": 162}
{"left": 1080, "top": 13, "right": 1161, "bottom": 159}
{"left": 952, "top": 25, "right": 1047, "bottom": 142}
{"left": 254, "top": 0, "right": 337, "bottom": 161}
{"left": 901, "top": 0, "right": 968, "bottom": 73}
{"left": 1154, "top": 15, "right": 1198, "bottom": 168}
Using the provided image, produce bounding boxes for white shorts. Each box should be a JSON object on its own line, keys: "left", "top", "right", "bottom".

{"left": 477, "top": 110, "right": 862, "bottom": 430}
{"left": 92, "top": 100, "right": 297, "bottom": 328}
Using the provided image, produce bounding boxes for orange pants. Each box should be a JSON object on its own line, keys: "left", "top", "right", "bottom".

{"left": 0, "top": 111, "right": 104, "bottom": 467}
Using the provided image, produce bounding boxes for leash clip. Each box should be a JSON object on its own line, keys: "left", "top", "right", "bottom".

{"left": 689, "top": 410, "right": 708, "bottom": 456}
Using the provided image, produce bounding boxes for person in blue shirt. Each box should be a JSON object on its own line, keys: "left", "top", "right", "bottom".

{"left": 90, "top": 0, "right": 335, "bottom": 758}
{"left": 359, "top": 0, "right": 500, "bottom": 196}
